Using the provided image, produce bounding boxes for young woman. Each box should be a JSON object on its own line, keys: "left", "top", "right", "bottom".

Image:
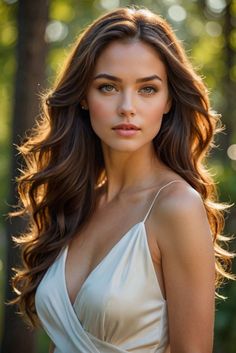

{"left": 11, "top": 6, "right": 234, "bottom": 353}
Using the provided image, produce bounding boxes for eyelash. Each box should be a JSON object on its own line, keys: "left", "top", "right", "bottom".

{"left": 97, "top": 84, "right": 158, "bottom": 95}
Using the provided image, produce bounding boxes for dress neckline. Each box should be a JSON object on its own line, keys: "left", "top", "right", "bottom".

{"left": 63, "top": 180, "right": 183, "bottom": 307}
{"left": 64, "top": 221, "right": 144, "bottom": 307}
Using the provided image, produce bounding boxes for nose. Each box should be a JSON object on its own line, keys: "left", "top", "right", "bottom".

{"left": 117, "top": 91, "right": 136, "bottom": 118}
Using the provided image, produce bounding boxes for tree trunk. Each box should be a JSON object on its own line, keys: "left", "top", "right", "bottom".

{"left": 221, "top": 2, "right": 235, "bottom": 150}
{"left": 1, "top": 1, "right": 49, "bottom": 353}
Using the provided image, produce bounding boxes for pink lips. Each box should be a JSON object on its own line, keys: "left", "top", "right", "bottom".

{"left": 112, "top": 123, "right": 141, "bottom": 137}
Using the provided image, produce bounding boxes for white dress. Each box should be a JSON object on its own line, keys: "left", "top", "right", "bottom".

{"left": 35, "top": 180, "right": 182, "bottom": 353}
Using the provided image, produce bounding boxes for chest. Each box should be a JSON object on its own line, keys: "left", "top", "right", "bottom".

{"left": 65, "top": 217, "right": 164, "bottom": 305}
{"left": 35, "top": 225, "right": 168, "bottom": 352}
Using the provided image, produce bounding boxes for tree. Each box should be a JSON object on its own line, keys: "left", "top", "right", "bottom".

{"left": 1, "top": 1, "right": 49, "bottom": 352}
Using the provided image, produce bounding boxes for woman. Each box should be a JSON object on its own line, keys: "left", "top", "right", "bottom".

{"left": 11, "top": 6, "right": 234, "bottom": 353}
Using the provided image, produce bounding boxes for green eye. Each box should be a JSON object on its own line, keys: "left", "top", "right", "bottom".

{"left": 98, "top": 84, "right": 116, "bottom": 92}
{"left": 140, "top": 86, "right": 157, "bottom": 94}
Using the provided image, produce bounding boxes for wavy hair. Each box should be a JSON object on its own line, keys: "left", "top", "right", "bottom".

{"left": 11, "top": 6, "right": 234, "bottom": 327}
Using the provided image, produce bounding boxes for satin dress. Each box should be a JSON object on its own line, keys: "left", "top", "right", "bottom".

{"left": 35, "top": 180, "right": 182, "bottom": 353}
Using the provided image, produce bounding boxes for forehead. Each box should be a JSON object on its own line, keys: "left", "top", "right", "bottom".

{"left": 93, "top": 40, "right": 167, "bottom": 80}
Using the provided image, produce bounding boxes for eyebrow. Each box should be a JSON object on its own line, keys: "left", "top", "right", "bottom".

{"left": 93, "top": 73, "right": 163, "bottom": 83}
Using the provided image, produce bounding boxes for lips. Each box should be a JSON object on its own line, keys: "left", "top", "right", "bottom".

{"left": 112, "top": 123, "right": 140, "bottom": 130}
{"left": 112, "top": 123, "right": 141, "bottom": 137}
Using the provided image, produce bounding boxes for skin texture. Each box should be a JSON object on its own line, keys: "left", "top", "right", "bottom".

{"left": 148, "top": 183, "right": 215, "bottom": 353}
{"left": 83, "top": 40, "right": 171, "bottom": 158}
{"left": 63, "top": 40, "right": 216, "bottom": 353}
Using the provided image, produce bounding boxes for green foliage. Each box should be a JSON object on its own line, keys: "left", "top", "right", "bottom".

{"left": 0, "top": 1, "right": 17, "bottom": 232}
{"left": 36, "top": 328, "right": 50, "bottom": 353}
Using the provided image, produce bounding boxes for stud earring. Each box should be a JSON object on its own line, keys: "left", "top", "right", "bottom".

{"left": 81, "top": 104, "right": 88, "bottom": 110}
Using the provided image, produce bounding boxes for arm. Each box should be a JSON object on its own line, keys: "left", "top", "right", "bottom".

{"left": 156, "top": 185, "right": 215, "bottom": 353}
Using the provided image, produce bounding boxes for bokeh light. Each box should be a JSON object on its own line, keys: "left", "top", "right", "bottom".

{"left": 45, "top": 20, "right": 68, "bottom": 43}
{"left": 206, "top": 0, "right": 227, "bottom": 14}
{"left": 100, "top": 0, "right": 120, "bottom": 10}
{"left": 205, "top": 21, "right": 222, "bottom": 37}
{"left": 168, "top": 5, "right": 187, "bottom": 22}
{"left": 227, "top": 144, "right": 236, "bottom": 160}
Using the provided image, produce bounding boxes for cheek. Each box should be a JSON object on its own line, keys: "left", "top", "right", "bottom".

{"left": 90, "top": 100, "right": 106, "bottom": 117}
{"left": 88, "top": 90, "right": 114, "bottom": 113}
{"left": 88, "top": 96, "right": 114, "bottom": 126}
{"left": 149, "top": 116, "right": 164, "bottom": 138}
{"left": 144, "top": 102, "right": 166, "bottom": 138}
{"left": 88, "top": 104, "right": 110, "bottom": 138}
{"left": 146, "top": 101, "right": 166, "bottom": 124}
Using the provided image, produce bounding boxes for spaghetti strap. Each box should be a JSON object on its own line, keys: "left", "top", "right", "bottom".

{"left": 143, "top": 180, "right": 183, "bottom": 223}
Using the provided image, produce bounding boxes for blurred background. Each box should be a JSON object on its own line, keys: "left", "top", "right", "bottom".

{"left": 0, "top": 0, "right": 235, "bottom": 352}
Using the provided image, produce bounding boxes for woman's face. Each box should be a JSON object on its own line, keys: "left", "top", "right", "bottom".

{"left": 82, "top": 40, "right": 171, "bottom": 153}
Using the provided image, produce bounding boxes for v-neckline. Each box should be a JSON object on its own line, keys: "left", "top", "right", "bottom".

{"left": 62, "top": 179, "right": 182, "bottom": 308}
{"left": 63, "top": 221, "right": 144, "bottom": 307}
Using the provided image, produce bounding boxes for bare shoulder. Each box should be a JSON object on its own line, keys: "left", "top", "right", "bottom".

{"left": 151, "top": 180, "right": 212, "bottom": 250}
{"left": 151, "top": 181, "right": 215, "bottom": 352}
{"left": 153, "top": 180, "right": 207, "bottom": 219}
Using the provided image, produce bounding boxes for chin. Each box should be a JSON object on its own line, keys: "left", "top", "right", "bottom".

{"left": 103, "top": 141, "right": 148, "bottom": 154}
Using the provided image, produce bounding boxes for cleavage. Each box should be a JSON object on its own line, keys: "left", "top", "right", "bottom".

{"left": 65, "top": 219, "right": 143, "bottom": 305}
{"left": 64, "top": 190, "right": 160, "bottom": 305}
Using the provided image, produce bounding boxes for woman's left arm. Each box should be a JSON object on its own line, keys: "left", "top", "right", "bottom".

{"left": 157, "top": 186, "right": 215, "bottom": 353}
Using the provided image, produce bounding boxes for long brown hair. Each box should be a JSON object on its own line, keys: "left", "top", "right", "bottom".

{"left": 11, "top": 6, "right": 234, "bottom": 327}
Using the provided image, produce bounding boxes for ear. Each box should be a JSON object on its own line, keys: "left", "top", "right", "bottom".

{"left": 164, "top": 96, "right": 172, "bottom": 114}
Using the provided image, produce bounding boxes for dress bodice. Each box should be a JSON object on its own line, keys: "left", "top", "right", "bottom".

{"left": 35, "top": 180, "right": 182, "bottom": 352}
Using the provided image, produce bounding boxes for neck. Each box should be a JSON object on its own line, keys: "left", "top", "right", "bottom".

{"left": 101, "top": 142, "right": 168, "bottom": 202}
